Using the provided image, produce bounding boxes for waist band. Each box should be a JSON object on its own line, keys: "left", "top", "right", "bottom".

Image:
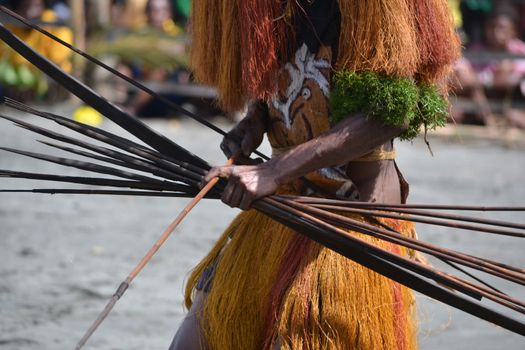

{"left": 353, "top": 149, "right": 397, "bottom": 162}
{"left": 271, "top": 146, "right": 397, "bottom": 161}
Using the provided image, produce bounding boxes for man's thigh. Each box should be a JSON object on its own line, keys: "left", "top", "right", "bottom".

{"left": 168, "top": 291, "right": 206, "bottom": 350}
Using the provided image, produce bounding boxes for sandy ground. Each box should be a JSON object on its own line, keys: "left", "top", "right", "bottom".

{"left": 0, "top": 103, "right": 524, "bottom": 349}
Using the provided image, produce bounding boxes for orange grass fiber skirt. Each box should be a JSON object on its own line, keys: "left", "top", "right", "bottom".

{"left": 184, "top": 207, "right": 418, "bottom": 350}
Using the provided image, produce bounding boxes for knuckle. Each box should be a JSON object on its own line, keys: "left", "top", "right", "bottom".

{"left": 230, "top": 168, "right": 240, "bottom": 178}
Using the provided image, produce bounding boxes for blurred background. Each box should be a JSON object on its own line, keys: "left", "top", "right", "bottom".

{"left": 0, "top": 1, "right": 524, "bottom": 350}
{"left": 1, "top": 0, "right": 525, "bottom": 132}
{"left": 0, "top": 0, "right": 222, "bottom": 123}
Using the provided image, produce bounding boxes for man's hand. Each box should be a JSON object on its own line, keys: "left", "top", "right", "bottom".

{"left": 204, "top": 162, "right": 279, "bottom": 210}
{"left": 220, "top": 102, "right": 267, "bottom": 162}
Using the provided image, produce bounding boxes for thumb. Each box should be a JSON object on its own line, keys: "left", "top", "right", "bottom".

{"left": 202, "top": 166, "right": 233, "bottom": 185}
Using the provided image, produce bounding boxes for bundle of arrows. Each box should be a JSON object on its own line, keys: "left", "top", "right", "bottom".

{"left": 0, "top": 6, "right": 524, "bottom": 349}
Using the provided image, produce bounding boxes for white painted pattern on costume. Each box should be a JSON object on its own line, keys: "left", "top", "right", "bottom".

{"left": 272, "top": 44, "right": 331, "bottom": 129}
{"left": 319, "top": 167, "right": 360, "bottom": 200}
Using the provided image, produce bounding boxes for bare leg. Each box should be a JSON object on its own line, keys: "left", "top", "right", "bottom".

{"left": 169, "top": 291, "right": 207, "bottom": 350}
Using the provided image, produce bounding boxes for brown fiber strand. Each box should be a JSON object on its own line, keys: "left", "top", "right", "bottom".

{"left": 216, "top": 1, "right": 245, "bottom": 111}
{"left": 409, "top": 0, "right": 461, "bottom": 84}
{"left": 188, "top": 0, "right": 220, "bottom": 86}
{"left": 189, "top": 0, "right": 244, "bottom": 111}
{"left": 190, "top": 0, "right": 288, "bottom": 112}
{"left": 237, "top": 0, "right": 288, "bottom": 103}
{"left": 262, "top": 233, "right": 312, "bottom": 349}
{"left": 336, "top": 0, "right": 419, "bottom": 78}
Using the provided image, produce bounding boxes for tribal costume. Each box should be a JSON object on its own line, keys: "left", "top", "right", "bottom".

{"left": 172, "top": 1, "right": 460, "bottom": 349}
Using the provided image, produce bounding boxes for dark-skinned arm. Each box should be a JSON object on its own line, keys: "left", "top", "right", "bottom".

{"left": 206, "top": 113, "right": 407, "bottom": 210}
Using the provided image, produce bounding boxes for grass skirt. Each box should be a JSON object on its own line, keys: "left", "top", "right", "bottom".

{"left": 185, "top": 209, "right": 418, "bottom": 349}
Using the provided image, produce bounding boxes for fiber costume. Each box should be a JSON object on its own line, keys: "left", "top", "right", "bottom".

{"left": 179, "top": 1, "right": 460, "bottom": 349}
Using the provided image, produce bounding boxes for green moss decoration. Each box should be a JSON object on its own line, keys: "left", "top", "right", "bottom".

{"left": 330, "top": 71, "right": 449, "bottom": 141}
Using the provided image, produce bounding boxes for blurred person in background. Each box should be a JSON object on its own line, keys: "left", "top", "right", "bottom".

{"left": 110, "top": 0, "right": 128, "bottom": 31}
{"left": 48, "top": 0, "right": 70, "bottom": 22}
{"left": 172, "top": 0, "right": 190, "bottom": 26}
{"left": 451, "top": 2, "right": 525, "bottom": 129}
{"left": 0, "top": 0, "right": 73, "bottom": 101}
{"left": 111, "top": 0, "right": 188, "bottom": 117}
{"left": 146, "top": 0, "right": 182, "bottom": 35}
{"left": 460, "top": 0, "right": 493, "bottom": 47}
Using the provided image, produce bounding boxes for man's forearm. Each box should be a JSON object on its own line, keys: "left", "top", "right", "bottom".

{"left": 269, "top": 113, "right": 406, "bottom": 185}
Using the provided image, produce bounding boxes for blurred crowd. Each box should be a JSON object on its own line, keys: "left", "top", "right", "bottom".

{"left": 105, "top": 0, "right": 192, "bottom": 118}
{"left": 0, "top": 0, "right": 192, "bottom": 118}
{"left": 450, "top": 0, "right": 525, "bottom": 128}
{"left": 0, "top": 0, "right": 73, "bottom": 101}
{"left": 1, "top": 0, "right": 525, "bottom": 129}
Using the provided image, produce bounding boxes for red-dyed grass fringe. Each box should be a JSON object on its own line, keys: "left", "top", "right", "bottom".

{"left": 237, "top": 0, "right": 290, "bottom": 101}
{"left": 410, "top": 0, "right": 461, "bottom": 83}
{"left": 262, "top": 233, "right": 312, "bottom": 348}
